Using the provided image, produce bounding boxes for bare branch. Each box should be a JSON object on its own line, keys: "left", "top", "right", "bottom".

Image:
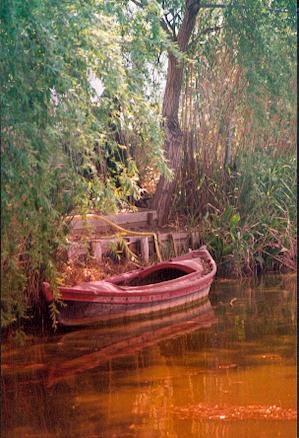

{"left": 130, "top": 0, "right": 145, "bottom": 8}
{"left": 160, "top": 17, "right": 175, "bottom": 39}
{"left": 164, "top": 13, "right": 177, "bottom": 39}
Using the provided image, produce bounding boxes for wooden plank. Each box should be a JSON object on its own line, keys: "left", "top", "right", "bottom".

{"left": 190, "top": 231, "right": 201, "bottom": 249}
{"left": 190, "top": 232, "right": 195, "bottom": 249}
{"left": 170, "top": 233, "right": 177, "bottom": 256}
{"left": 69, "top": 229, "right": 201, "bottom": 262}
{"left": 155, "top": 232, "right": 171, "bottom": 243}
{"left": 89, "top": 235, "right": 158, "bottom": 260}
{"left": 147, "top": 211, "right": 154, "bottom": 226}
{"left": 90, "top": 238, "right": 117, "bottom": 252}
{"left": 140, "top": 237, "right": 149, "bottom": 263}
{"left": 171, "top": 231, "right": 189, "bottom": 240}
{"left": 67, "top": 242, "right": 89, "bottom": 262}
{"left": 91, "top": 241, "right": 102, "bottom": 262}
{"left": 70, "top": 211, "right": 158, "bottom": 233}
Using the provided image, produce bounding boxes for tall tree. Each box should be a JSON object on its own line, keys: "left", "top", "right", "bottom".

{"left": 130, "top": 0, "right": 220, "bottom": 224}
{"left": 152, "top": 0, "right": 202, "bottom": 224}
{"left": 130, "top": 0, "right": 296, "bottom": 224}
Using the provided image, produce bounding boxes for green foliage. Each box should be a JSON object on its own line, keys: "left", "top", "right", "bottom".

{"left": 108, "top": 237, "right": 139, "bottom": 264}
{"left": 224, "top": 0, "right": 296, "bottom": 126}
{"left": 202, "top": 150, "right": 296, "bottom": 276}
{"left": 1, "top": 0, "right": 167, "bottom": 328}
{"left": 172, "top": 1, "right": 296, "bottom": 279}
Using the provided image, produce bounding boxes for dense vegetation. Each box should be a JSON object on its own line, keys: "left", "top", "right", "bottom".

{"left": 200, "top": 151, "right": 296, "bottom": 276}
{"left": 171, "top": 4, "right": 296, "bottom": 276}
{"left": 1, "top": 0, "right": 296, "bottom": 330}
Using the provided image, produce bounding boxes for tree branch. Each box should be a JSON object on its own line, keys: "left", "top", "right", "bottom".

{"left": 160, "top": 17, "right": 175, "bottom": 39}
{"left": 130, "top": 0, "right": 145, "bottom": 8}
{"left": 177, "top": 0, "right": 202, "bottom": 51}
{"left": 164, "top": 12, "right": 177, "bottom": 39}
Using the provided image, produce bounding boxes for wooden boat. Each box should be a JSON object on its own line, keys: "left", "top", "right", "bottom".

{"left": 42, "top": 246, "right": 216, "bottom": 327}
{"left": 48, "top": 300, "right": 217, "bottom": 386}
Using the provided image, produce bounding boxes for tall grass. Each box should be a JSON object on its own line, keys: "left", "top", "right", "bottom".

{"left": 171, "top": 46, "right": 296, "bottom": 276}
{"left": 200, "top": 151, "right": 296, "bottom": 276}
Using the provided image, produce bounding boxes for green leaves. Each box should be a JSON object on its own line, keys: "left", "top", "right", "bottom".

{"left": 230, "top": 213, "right": 241, "bottom": 228}
{"left": 202, "top": 150, "right": 296, "bottom": 277}
{"left": 1, "top": 0, "right": 168, "bottom": 327}
{"left": 224, "top": 0, "right": 296, "bottom": 125}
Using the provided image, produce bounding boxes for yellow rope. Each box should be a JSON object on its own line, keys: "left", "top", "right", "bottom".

{"left": 85, "top": 214, "right": 162, "bottom": 261}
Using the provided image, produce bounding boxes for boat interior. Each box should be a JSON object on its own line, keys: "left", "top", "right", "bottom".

{"left": 114, "top": 267, "right": 194, "bottom": 287}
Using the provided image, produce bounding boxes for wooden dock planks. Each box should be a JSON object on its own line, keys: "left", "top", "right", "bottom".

{"left": 70, "top": 210, "right": 158, "bottom": 237}
{"left": 66, "top": 210, "right": 201, "bottom": 262}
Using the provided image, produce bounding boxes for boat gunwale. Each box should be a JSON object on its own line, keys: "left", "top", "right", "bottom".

{"left": 110, "top": 262, "right": 196, "bottom": 287}
{"left": 61, "top": 250, "right": 215, "bottom": 294}
{"left": 42, "top": 248, "right": 216, "bottom": 302}
{"left": 117, "top": 251, "right": 216, "bottom": 292}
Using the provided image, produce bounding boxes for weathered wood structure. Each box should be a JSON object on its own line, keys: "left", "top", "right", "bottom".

{"left": 67, "top": 210, "right": 202, "bottom": 263}
{"left": 70, "top": 210, "right": 158, "bottom": 237}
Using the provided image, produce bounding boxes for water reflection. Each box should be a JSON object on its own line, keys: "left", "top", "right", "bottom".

{"left": 48, "top": 300, "right": 217, "bottom": 386}
{"left": 1, "top": 275, "right": 296, "bottom": 438}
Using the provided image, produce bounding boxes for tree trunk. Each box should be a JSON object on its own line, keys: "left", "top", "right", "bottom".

{"left": 152, "top": 0, "right": 201, "bottom": 225}
{"left": 152, "top": 52, "right": 184, "bottom": 225}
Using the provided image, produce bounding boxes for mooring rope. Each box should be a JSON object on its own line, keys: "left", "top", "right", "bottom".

{"left": 85, "top": 214, "right": 162, "bottom": 262}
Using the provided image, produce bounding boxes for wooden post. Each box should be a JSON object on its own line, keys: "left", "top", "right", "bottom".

{"left": 123, "top": 243, "right": 130, "bottom": 260}
{"left": 147, "top": 211, "right": 154, "bottom": 227}
{"left": 67, "top": 242, "right": 88, "bottom": 262}
{"left": 91, "top": 241, "right": 102, "bottom": 262}
{"left": 140, "top": 237, "right": 149, "bottom": 263}
{"left": 170, "top": 233, "right": 177, "bottom": 256}
{"left": 190, "top": 232, "right": 195, "bottom": 250}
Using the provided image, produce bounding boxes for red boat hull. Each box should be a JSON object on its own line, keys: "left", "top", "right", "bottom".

{"left": 42, "top": 247, "right": 216, "bottom": 326}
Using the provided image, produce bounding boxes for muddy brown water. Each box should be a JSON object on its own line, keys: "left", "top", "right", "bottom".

{"left": 1, "top": 275, "right": 296, "bottom": 438}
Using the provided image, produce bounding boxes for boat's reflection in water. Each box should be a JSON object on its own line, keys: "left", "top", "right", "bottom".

{"left": 48, "top": 299, "right": 217, "bottom": 386}
{"left": 2, "top": 276, "right": 296, "bottom": 438}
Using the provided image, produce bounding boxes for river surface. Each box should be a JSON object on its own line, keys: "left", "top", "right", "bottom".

{"left": 1, "top": 275, "right": 296, "bottom": 438}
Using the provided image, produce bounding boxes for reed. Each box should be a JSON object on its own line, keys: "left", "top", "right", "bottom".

{"left": 171, "top": 46, "right": 296, "bottom": 276}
